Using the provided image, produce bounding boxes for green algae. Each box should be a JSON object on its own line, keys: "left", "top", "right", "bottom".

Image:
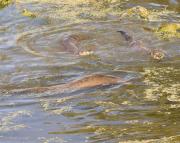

{"left": 0, "top": 53, "right": 9, "bottom": 61}
{"left": 121, "top": 135, "right": 180, "bottom": 143}
{"left": 142, "top": 67, "right": 180, "bottom": 101}
{"left": 17, "top": 0, "right": 112, "bottom": 22}
{"left": 155, "top": 23, "right": 180, "bottom": 40}
{"left": 22, "top": 9, "right": 36, "bottom": 18}
{"left": 0, "top": 0, "right": 12, "bottom": 9}
{"left": 0, "top": 110, "right": 31, "bottom": 132}
{"left": 16, "top": 0, "right": 179, "bottom": 24}
{"left": 144, "top": 23, "right": 180, "bottom": 40}
{"left": 120, "top": 6, "right": 179, "bottom": 22}
{"left": 0, "top": 1, "right": 180, "bottom": 142}
{"left": 120, "top": 6, "right": 149, "bottom": 20}
{"left": 40, "top": 137, "right": 66, "bottom": 143}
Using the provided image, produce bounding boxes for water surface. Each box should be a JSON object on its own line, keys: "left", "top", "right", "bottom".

{"left": 0, "top": 0, "right": 180, "bottom": 143}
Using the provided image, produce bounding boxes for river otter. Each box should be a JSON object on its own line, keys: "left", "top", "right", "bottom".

{"left": 17, "top": 33, "right": 94, "bottom": 57}
{"left": 117, "top": 30, "right": 166, "bottom": 60}
{"left": 61, "top": 34, "right": 94, "bottom": 56}
{"left": 10, "top": 74, "right": 127, "bottom": 94}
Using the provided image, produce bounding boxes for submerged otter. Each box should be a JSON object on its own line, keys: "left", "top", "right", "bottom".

{"left": 10, "top": 74, "right": 128, "bottom": 94}
{"left": 61, "top": 33, "right": 94, "bottom": 56}
{"left": 13, "top": 31, "right": 165, "bottom": 95}
{"left": 117, "top": 30, "right": 166, "bottom": 60}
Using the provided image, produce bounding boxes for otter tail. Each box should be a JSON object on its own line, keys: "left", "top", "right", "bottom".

{"left": 9, "top": 86, "right": 49, "bottom": 95}
{"left": 117, "top": 30, "right": 133, "bottom": 42}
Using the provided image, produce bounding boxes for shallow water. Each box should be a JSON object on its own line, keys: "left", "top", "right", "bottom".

{"left": 0, "top": 0, "right": 180, "bottom": 143}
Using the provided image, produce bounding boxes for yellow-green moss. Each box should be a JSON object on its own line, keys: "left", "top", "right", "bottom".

{"left": 16, "top": 0, "right": 123, "bottom": 24}
{"left": 155, "top": 23, "right": 180, "bottom": 39}
{"left": 88, "top": 0, "right": 116, "bottom": 9}
{"left": 0, "top": 0, "right": 12, "bottom": 8}
{"left": 22, "top": 9, "right": 36, "bottom": 18}
{"left": 120, "top": 6, "right": 180, "bottom": 22}
{"left": 121, "top": 6, "right": 149, "bottom": 20}
{"left": 16, "top": 1, "right": 179, "bottom": 24}
{"left": 0, "top": 53, "right": 9, "bottom": 61}
{"left": 142, "top": 67, "right": 180, "bottom": 101}
{"left": 0, "top": 110, "right": 31, "bottom": 132}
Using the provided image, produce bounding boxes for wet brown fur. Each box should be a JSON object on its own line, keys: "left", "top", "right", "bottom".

{"left": 117, "top": 30, "right": 166, "bottom": 60}
{"left": 60, "top": 33, "right": 91, "bottom": 55}
{"left": 10, "top": 74, "right": 126, "bottom": 94}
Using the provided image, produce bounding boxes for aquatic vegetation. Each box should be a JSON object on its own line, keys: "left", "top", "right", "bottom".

{"left": 144, "top": 23, "right": 180, "bottom": 40}
{"left": 142, "top": 67, "right": 180, "bottom": 101}
{"left": 121, "top": 135, "right": 180, "bottom": 143}
{"left": 40, "top": 98, "right": 73, "bottom": 114}
{"left": 0, "top": 0, "right": 12, "bottom": 9}
{"left": 16, "top": 0, "right": 105, "bottom": 23}
{"left": 16, "top": 0, "right": 179, "bottom": 24}
{"left": 40, "top": 137, "right": 66, "bottom": 143}
{"left": 16, "top": 0, "right": 123, "bottom": 23}
{"left": 120, "top": 6, "right": 179, "bottom": 22}
{"left": 88, "top": 0, "right": 121, "bottom": 9}
{"left": 0, "top": 110, "right": 31, "bottom": 132}
{"left": 1, "top": 0, "right": 180, "bottom": 142}
{"left": 155, "top": 23, "right": 180, "bottom": 39}
{"left": 22, "top": 9, "right": 36, "bottom": 18}
{"left": 121, "top": 6, "right": 149, "bottom": 20}
{"left": 0, "top": 53, "right": 9, "bottom": 61}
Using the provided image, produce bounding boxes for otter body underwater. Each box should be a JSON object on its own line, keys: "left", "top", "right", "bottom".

{"left": 117, "top": 30, "right": 167, "bottom": 60}
{"left": 9, "top": 74, "right": 128, "bottom": 94}
{"left": 60, "top": 33, "right": 94, "bottom": 56}
{"left": 11, "top": 31, "right": 166, "bottom": 95}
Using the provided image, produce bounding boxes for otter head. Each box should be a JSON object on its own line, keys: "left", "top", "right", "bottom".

{"left": 150, "top": 49, "right": 165, "bottom": 60}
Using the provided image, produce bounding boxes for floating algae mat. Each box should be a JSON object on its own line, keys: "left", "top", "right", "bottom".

{"left": 16, "top": 0, "right": 180, "bottom": 24}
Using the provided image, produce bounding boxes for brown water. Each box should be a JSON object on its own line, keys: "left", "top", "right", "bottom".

{"left": 0, "top": 0, "right": 180, "bottom": 143}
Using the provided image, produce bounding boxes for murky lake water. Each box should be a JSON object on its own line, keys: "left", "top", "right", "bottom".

{"left": 0, "top": 0, "right": 180, "bottom": 142}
